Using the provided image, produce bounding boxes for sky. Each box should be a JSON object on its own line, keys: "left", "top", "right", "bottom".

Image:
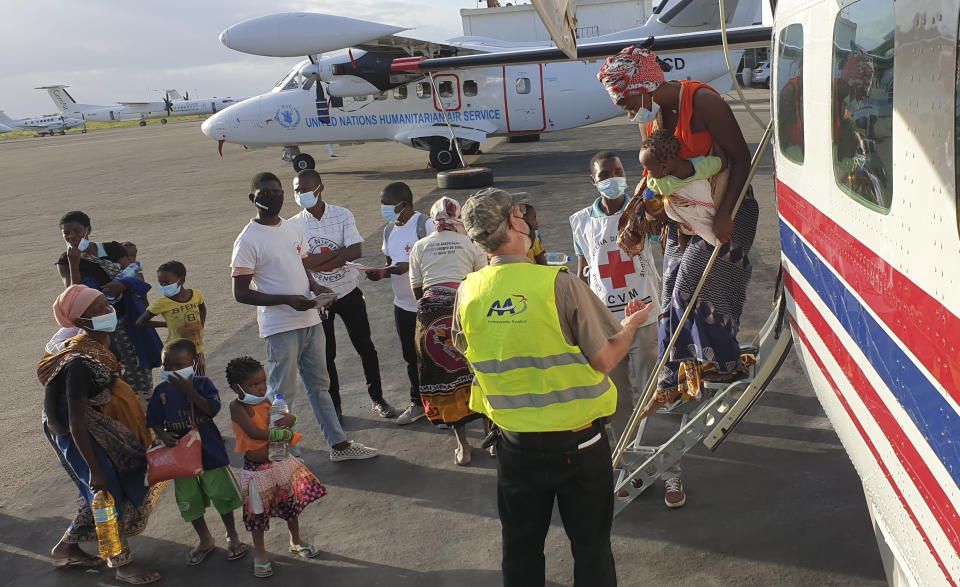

{"left": 0, "top": 0, "right": 483, "bottom": 116}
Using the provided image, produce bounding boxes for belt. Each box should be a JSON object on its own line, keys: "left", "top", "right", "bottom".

{"left": 499, "top": 420, "right": 605, "bottom": 452}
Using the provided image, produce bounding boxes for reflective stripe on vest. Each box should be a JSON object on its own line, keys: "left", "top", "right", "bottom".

{"left": 458, "top": 262, "right": 617, "bottom": 432}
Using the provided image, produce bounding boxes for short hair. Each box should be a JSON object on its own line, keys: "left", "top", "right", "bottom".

{"left": 475, "top": 203, "right": 522, "bottom": 254}
{"left": 59, "top": 211, "right": 90, "bottom": 228}
{"left": 382, "top": 181, "right": 413, "bottom": 204}
{"left": 641, "top": 130, "right": 681, "bottom": 163}
{"left": 226, "top": 356, "right": 263, "bottom": 386}
{"left": 296, "top": 169, "right": 322, "bottom": 184}
{"left": 589, "top": 151, "right": 621, "bottom": 173}
{"left": 156, "top": 260, "right": 186, "bottom": 279}
{"left": 163, "top": 338, "right": 197, "bottom": 358}
{"left": 250, "top": 171, "right": 281, "bottom": 192}
{"left": 120, "top": 241, "right": 136, "bottom": 249}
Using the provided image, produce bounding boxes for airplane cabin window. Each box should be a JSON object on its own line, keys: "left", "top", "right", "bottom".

{"left": 394, "top": 86, "right": 408, "bottom": 100}
{"left": 775, "top": 24, "right": 803, "bottom": 164}
{"left": 374, "top": 92, "right": 387, "bottom": 101}
{"left": 417, "top": 82, "right": 432, "bottom": 98}
{"left": 439, "top": 81, "right": 454, "bottom": 98}
{"left": 830, "top": 0, "right": 895, "bottom": 213}
{"left": 516, "top": 77, "right": 532, "bottom": 94}
{"left": 464, "top": 80, "right": 478, "bottom": 96}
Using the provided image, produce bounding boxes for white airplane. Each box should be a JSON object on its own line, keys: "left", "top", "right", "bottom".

{"left": 162, "top": 90, "right": 248, "bottom": 116}
{"left": 0, "top": 123, "right": 14, "bottom": 134}
{"left": 201, "top": 0, "right": 763, "bottom": 172}
{"left": 0, "top": 110, "right": 86, "bottom": 136}
{"left": 37, "top": 85, "right": 244, "bottom": 126}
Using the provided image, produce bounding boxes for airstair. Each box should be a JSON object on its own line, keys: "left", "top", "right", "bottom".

{"left": 612, "top": 121, "right": 794, "bottom": 515}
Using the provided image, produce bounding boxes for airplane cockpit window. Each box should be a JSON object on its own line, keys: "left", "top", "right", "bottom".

{"left": 417, "top": 82, "right": 432, "bottom": 98}
{"left": 775, "top": 24, "right": 803, "bottom": 164}
{"left": 274, "top": 66, "right": 300, "bottom": 91}
{"left": 394, "top": 86, "right": 408, "bottom": 100}
{"left": 516, "top": 78, "right": 531, "bottom": 94}
{"left": 831, "top": 0, "right": 894, "bottom": 212}
{"left": 439, "top": 81, "right": 454, "bottom": 98}
{"left": 464, "top": 80, "right": 478, "bottom": 96}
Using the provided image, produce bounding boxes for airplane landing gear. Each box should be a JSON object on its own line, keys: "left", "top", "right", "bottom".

{"left": 139, "top": 120, "right": 147, "bottom": 127}
{"left": 429, "top": 139, "right": 463, "bottom": 172}
{"left": 161, "top": 119, "right": 168, "bottom": 124}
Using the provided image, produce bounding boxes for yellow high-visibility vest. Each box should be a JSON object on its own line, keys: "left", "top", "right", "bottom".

{"left": 458, "top": 263, "right": 617, "bottom": 432}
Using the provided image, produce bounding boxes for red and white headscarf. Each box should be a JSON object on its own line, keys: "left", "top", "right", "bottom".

{"left": 597, "top": 45, "right": 665, "bottom": 103}
{"left": 430, "top": 196, "right": 465, "bottom": 234}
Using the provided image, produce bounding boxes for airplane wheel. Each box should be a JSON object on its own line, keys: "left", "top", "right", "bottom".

{"left": 81, "top": 128, "right": 87, "bottom": 133}
{"left": 161, "top": 119, "right": 168, "bottom": 124}
{"left": 437, "top": 166, "right": 493, "bottom": 190}
{"left": 292, "top": 153, "right": 315, "bottom": 172}
{"left": 507, "top": 133, "right": 540, "bottom": 143}
{"left": 429, "top": 145, "right": 462, "bottom": 171}
{"left": 139, "top": 121, "right": 147, "bottom": 127}
{"left": 60, "top": 131, "right": 66, "bottom": 135}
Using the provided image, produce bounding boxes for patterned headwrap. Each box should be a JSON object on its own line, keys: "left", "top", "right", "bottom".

{"left": 597, "top": 45, "right": 665, "bottom": 103}
{"left": 430, "top": 196, "right": 465, "bottom": 234}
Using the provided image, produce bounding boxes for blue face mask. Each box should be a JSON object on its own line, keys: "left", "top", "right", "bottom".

{"left": 159, "top": 282, "right": 181, "bottom": 298}
{"left": 596, "top": 177, "right": 628, "bottom": 199}
{"left": 78, "top": 237, "right": 91, "bottom": 252}
{"left": 237, "top": 385, "right": 270, "bottom": 405}
{"left": 629, "top": 100, "right": 660, "bottom": 125}
{"left": 87, "top": 308, "right": 117, "bottom": 333}
{"left": 295, "top": 188, "right": 319, "bottom": 209}
{"left": 381, "top": 204, "right": 400, "bottom": 223}
{"left": 160, "top": 365, "right": 194, "bottom": 383}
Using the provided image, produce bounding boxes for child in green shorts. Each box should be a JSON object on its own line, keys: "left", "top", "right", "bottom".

{"left": 147, "top": 339, "right": 247, "bottom": 565}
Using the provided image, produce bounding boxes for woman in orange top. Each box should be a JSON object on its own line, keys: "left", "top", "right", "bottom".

{"left": 598, "top": 46, "right": 759, "bottom": 420}
{"left": 227, "top": 356, "right": 327, "bottom": 578}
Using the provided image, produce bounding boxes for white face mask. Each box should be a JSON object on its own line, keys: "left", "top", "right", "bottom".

{"left": 629, "top": 100, "right": 660, "bottom": 125}
{"left": 82, "top": 308, "right": 117, "bottom": 333}
{"left": 77, "top": 237, "right": 91, "bottom": 252}
{"left": 294, "top": 187, "right": 319, "bottom": 209}
{"left": 159, "top": 365, "right": 194, "bottom": 383}
{"left": 237, "top": 384, "right": 271, "bottom": 405}
{"left": 596, "top": 177, "right": 628, "bottom": 200}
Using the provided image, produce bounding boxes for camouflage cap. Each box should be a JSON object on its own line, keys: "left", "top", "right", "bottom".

{"left": 461, "top": 187, "right": 530, "bottom": 246}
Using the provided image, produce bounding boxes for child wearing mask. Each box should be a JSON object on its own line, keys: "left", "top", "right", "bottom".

{"left": 147, "top": 339, "right": 247, "bottom": 566}
{"left": 523, "top": 205, "right": 548, "bottom": 265}
{"left": 136, "top": 260, "right": 207, "bottom": 375}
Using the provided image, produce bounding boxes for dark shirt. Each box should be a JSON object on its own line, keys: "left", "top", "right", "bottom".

{"left": 146, "top": 376, "right": 230, "bottom": 471}
{"left": 55, "top": 240, "right": 127, "bottom": 286}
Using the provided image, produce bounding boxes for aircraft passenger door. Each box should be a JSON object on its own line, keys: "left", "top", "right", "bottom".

{"left": 503, "top": 64, "right": 545, "bottom": 132}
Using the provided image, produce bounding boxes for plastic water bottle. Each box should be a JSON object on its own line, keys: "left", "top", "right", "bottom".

{"left": 545, "top": 252, "right": 572, "bottom": 266}
{"left": 92, "top": 490, "right": 123, "bottom": 558}
{"left": 104, "top": 262, "right": 141, "bottom": 303}
{"left": 269, "top": 394, "right": 290, "bottom": 462}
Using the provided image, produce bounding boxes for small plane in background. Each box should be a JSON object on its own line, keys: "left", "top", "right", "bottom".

{"left": 0, "top": 123, "right": 15, "bottom": 134}
{"left": 37, "top": 85, "right": 245, "bottom": 126}
{"left": 0, "top": 110, "right": 86, "bottom": 136}
{"left": 201, "top": 0, "right": 764, "bottom": 172}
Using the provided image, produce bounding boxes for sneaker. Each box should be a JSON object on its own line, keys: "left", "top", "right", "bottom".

{"left": 329, "top": 441, "right": 379, "bottom": 462}
{"left": 664, "top": 477, "right": 686, "bottom": 509}
{"left": 395, "top": 403, "right": 425, "bottom": 425}
{"left": 372, "top": 401, "right": 398, "bottom": 419}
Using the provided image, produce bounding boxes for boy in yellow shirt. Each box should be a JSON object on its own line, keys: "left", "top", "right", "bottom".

{"left": 136, "top": 260, "right": 208, "bottom": 374}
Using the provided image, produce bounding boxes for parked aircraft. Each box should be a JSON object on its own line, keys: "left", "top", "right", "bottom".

{"left": 162, "top": 90, "right": 248, "bottom": 116}
{"left": 0, "top": 123, "right": 14, "bottom": 134}
{"left": 37, "top": 85, "right": 244, "bottom": 126}
{"left": 0, "top": 110, "right": 85, "bottom": 136}
{"left": 201, "top": 0, "right": 762, "bottom": 172}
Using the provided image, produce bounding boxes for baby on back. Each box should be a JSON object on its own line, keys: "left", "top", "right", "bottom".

{"left": 640, "top": 129, "right": 724, "bottom": 246}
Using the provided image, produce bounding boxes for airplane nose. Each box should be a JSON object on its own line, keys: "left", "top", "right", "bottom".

{"left": 200, "top": 115, "right": 219, "bottom": 138}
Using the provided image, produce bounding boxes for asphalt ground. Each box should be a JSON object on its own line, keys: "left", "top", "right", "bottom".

{"left": 0, "top": 89, "right": 886, "bottom": 586}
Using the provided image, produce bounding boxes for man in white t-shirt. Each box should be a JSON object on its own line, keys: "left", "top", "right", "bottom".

{"left": 571, "top": 151, "right": 685, "bottom": 509}
{"left": 287, "top": 169, "right": 397, "bottom": 422}
{"left": 230, "top": 171, "right": 377, "bottom": 462}
{"left": 366, "top": 181, "right": 435, "bottom": 425}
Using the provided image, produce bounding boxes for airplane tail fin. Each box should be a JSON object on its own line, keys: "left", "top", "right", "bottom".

{"left": 165, "top": 89, "right": 183, "bottom": 101}
{"left": 35, "top": 85, "right": 80, "bottom": 114}
{"left": 0, "top": 110, "right": 14, "bottom": 125}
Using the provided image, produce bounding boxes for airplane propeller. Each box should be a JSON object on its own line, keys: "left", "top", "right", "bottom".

{"left": 163, "top": 95, "right": 173, "bottom": 117}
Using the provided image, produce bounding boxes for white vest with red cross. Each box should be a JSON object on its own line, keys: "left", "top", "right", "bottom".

{"left": 569, "top": 205, "right": 661, "bottom": 325}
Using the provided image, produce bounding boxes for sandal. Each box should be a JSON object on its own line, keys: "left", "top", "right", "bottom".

{"left": 52, "top": 554, "right": 104, "bottom": 569}
{"left": 115, "top": 569, "right": 162, "bottom": 585}
{"left": 227, "top": 541, "right": 248, "bottom": 561}
{"left": 186, "top": 543, "right": 216, "bottom": 566}
{"left": 254, "top": 561, "right": 273, "bottom": 578}
{"left": 288, "top": 544, "right": 322, "bottom": 559}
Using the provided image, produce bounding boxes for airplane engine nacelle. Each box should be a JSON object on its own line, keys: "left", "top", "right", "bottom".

{"left": 325, "top": 76, "right": 382, "bottom": 97}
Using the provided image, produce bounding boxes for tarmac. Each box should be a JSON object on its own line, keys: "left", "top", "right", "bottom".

{"left": 0, "top": 89, "right": 886, "bottom": 586}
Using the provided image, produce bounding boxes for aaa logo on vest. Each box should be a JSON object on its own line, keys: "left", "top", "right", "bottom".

{"left": 486, "top": 294, "right": 528, "bottom": 317}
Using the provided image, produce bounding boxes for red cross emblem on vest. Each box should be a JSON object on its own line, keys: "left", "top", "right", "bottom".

{"left": 597, "top": 249, "right": 635, "bottom": 289}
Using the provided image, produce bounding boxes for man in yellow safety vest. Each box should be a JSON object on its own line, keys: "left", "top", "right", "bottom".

{"left": 451, "top": 188, "right": 652, "bottom": 587}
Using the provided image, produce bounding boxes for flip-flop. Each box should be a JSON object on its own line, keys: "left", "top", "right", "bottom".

{"left": 52, "top": 555, "right": 104, "bottom": 569}
{"left": 185, "top": 544, "right": 216, "bottom": 566}
{"left": 115, "top": 570, "right": 162, "bottom": 585}
{"left": 227, "top": 541, "right": 248, "bottom": 561}
{"left": 288, "top": 544, "right": 322, "bottom": 559}
{"left": 254, "top": 561, "right": 274, "bottom": 578}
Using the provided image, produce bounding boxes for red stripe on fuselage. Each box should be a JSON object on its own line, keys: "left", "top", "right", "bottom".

{"left": 784, "top": 269, "right": 960, "bottom": 572}
{"left": 777, "top": 180, "right": 960, "bottom": 405}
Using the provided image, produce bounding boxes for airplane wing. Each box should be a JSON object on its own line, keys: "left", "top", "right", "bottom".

{"left": 394, "top": 24, "right": 772, "bottom": 71}
{"left": 352, "top": 32, "right": 485, "bottom": 59}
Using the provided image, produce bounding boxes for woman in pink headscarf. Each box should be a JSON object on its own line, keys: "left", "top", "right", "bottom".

{"left": 39, "top": 285, "right": 162, "bottom": 584}
{"left": 408, "top": 197, "right": 489, "bottom": 465}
